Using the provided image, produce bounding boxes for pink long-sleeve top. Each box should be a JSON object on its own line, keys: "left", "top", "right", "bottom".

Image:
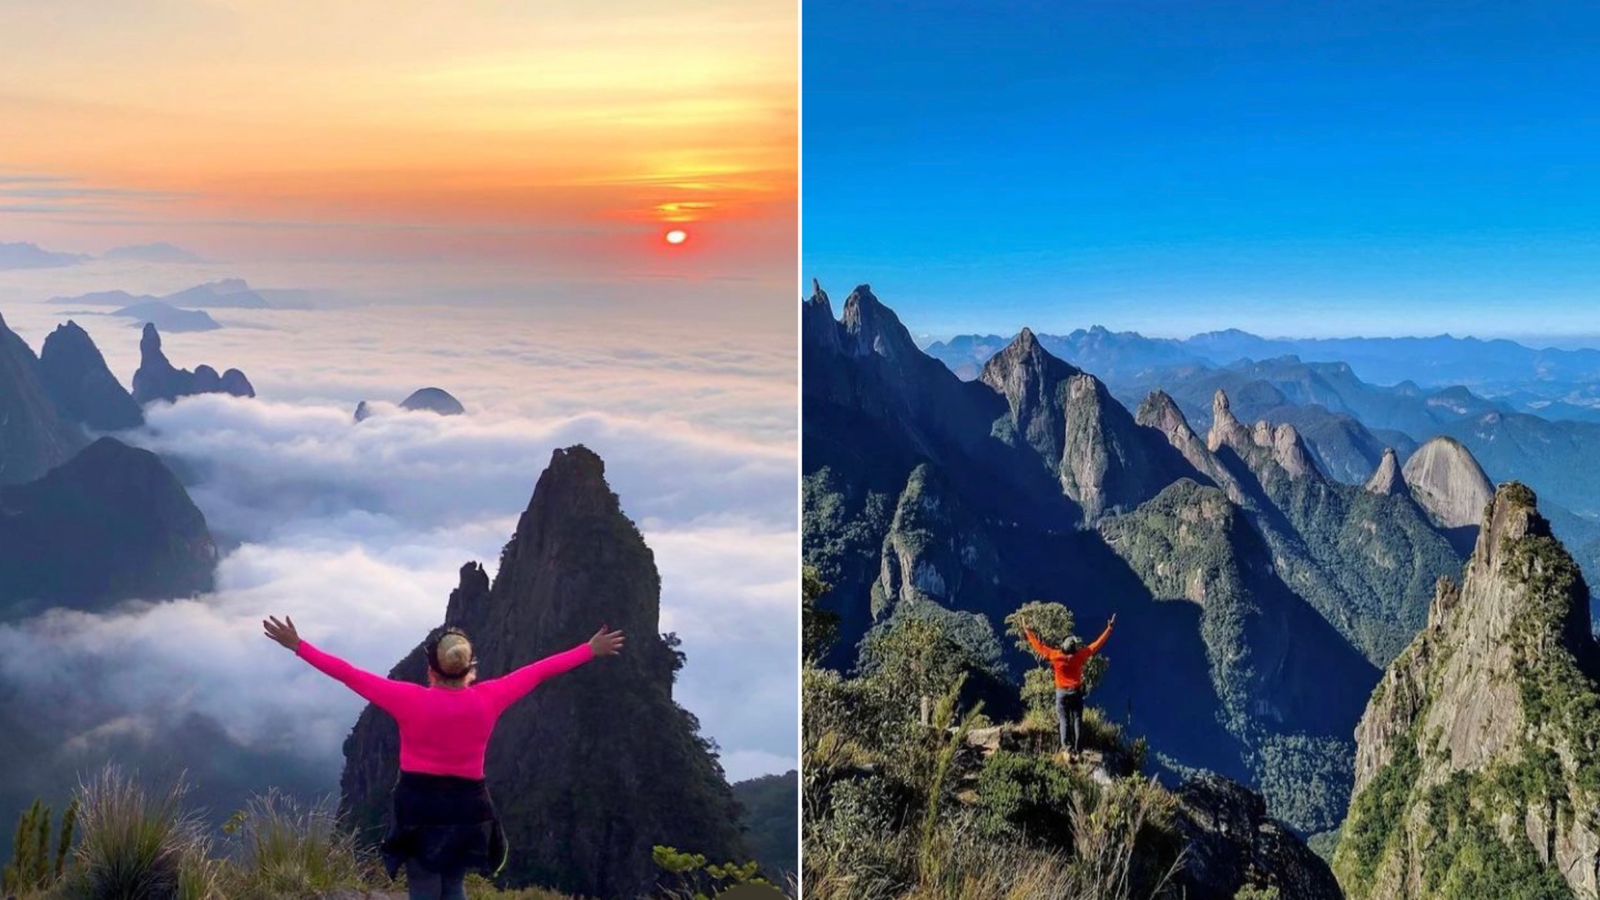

{"left": 297, "top": 640, "right": 594, "bottom": 780}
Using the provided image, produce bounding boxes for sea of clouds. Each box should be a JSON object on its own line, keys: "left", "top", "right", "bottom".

{"left": 0, "top": 263, "right": 796, "bottom": 820}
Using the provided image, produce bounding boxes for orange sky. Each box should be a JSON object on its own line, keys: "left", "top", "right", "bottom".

{"left": 0, "top": 1, "right": 796, "bottom": 278}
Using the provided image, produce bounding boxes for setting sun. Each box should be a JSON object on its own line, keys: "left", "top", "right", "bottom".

{"left": 665, "top": 229, "right": 688, "bottom": 245}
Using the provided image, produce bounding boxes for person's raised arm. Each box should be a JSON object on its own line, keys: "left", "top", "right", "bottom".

{"left": 263, "top": 615, "right": 416, "bottom": 713}
{"left": 1023, "top": 627, "right": 1052, "bottom": 659}
{"left": 477, "top": 625, "right": 624, "bottom": 716}
{"left": 1085, "top": 614, "right": 1116, "bottom": 656}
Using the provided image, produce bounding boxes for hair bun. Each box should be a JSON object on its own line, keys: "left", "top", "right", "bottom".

{"left": 436, "top": 633, "right": 474, "bottom": 676}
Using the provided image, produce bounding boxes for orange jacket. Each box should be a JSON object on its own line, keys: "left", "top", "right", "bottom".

{"left": 1025, "top": 623, "right": 1112, "bottom": 691}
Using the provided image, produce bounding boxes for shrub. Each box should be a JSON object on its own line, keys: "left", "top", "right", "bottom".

{"left": 2, "top": 798, "right": 77, "bottom": 894}
{"left": 60, "top": 767, "right": 220, "bottom": 900}
{"left": 221, "top": 789, "right": 371, "bottom": 898}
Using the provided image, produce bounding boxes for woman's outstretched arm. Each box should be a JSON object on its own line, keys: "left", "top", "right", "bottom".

{"left": 263, "top": 615, "right": 418, "bottom": 713}
{"left": 477, "top": 625, "right": 624, "bottom": 716}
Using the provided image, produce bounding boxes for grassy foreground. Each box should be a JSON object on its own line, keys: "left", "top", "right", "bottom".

{"left": 2, "top": 768, "right": 779, "bottom": 899}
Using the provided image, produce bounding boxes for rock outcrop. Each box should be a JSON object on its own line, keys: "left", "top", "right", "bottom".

{"left": 1207, "top": 390, "right": 1322, "bottom": 482}
{"left": 1363, "top": 447, "right": 1407, "bottom": 497}
{"left": 1334, "top": 483, "right": 1600, "bottom": 898}
{"left": 1174, "top": 774, "right": 1343, "bottom": 900}
{"left": 398, "top": 387, "right": 464, "bottom": 416}
{"left": 0, "top": 437, "right": 216, "bottom": 615}
{"left": 131, "top": 323, "right": 255, "bottom": 404}
{"left": 0, "top": 310, "right": 85, "bottom": 484}
{"left": 38, "top": 321, "right": 144, "bottom": 432}
{"left": 340, "top": 446, "right": 744, "bottom": 898}
{"left": 981, "top": 330, "right": 1189, "bottom": 519}
{"left": 872, "top": 464, "right": 1001, "bottom": 618}
{"left": 1401, "top": 436, "right": 1493, "bottom": 529}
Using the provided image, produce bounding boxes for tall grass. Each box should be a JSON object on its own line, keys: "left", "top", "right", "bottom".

{"left": 222, "top": 789, "right": 372, "bottom": 898}
{"left": 60, "top": 767, "right": 220, "bottom": 900}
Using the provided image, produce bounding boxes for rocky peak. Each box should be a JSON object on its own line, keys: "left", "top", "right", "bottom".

{"left": 1338, "top": 482, "right": 1600, "bottom": 898}
{"left": 1137, "top": 391, "right": 1249, "bottom": 507}
{"left": 132, "top": 323, "right": 254, "bottom": 404}
{"left": 979, "top": 326, "right": 1081, "bottom": 434}
{"left": 1205, "top": 390, "right": 1322, "bottom": 482}
{"left": 1136, "top": 391, "right": 1192, "bottom": 440}
{"left": 1363, "top": 448, "right": 1407, "bottom": 497}
{"left": 1207, "top": 389, "right": 1251, "bottom": 454}
{"left": 808, "top": 278, "right": 829, "bottom": 311}
{"left": 839, "top": 284, "right": 919, "bottom": 361}
{"left": 801, "top": 279, "right": 843, "bottom": 354}
{"left": 0, "top": 310, "right": 85, "bottom": 485}
{"left": 38, "top": 321, "right": 144, "bottom": 431}
{"left": 1269, "top": 423, "right": 1319, "bottom": 480}
{"left": 1400, "top": 436, "right": 1492, "bottom": 529}
{"left": 340, "top": 445, "right": 744, "bottom": 897}
{"left": 399, "top": 387, "right": 464, "bottom": 416}
{"left": 0, "top": 436, "right": 215, "bottom": 613}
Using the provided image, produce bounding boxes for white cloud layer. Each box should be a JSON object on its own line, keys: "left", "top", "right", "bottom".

{"left": 0, "top": 286, "right": 796, "bottom": 798}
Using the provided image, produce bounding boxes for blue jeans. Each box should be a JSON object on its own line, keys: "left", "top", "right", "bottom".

{"left": 406, "top": 858, "right": 467, "bottom": 900}
{"left": 1056, "top": 688, "right": 1084, "bottom": 752}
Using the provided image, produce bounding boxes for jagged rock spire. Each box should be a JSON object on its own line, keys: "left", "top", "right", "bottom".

{"left": 340, "top": 445, "right": 745, "bottom": 897}
{"left": 1339, "top": 482, "right": 1600, "bottom": 897}
{"left": 1363, "top": 448, "right": 1407, "bottom": 496}
{"left": 1208, "top": 389, "right": 1251, "bottom": 453}
{"left": 39, "top": 321, "right": 144, "bottom": 431}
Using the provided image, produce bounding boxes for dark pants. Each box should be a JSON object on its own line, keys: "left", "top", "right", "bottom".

{"left": 406, "top": 858, "right": 467, "bottom": 900}
{"left": 1056, "top": 688, "right": 1084, "bottom": 752}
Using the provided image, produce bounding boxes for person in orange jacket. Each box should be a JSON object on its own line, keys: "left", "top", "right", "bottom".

{"left": 1024, "top": 613, "right": 1115, "bottom": 756}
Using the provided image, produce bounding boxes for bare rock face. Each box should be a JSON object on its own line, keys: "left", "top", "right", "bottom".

{"left": 872, "top": 464, "right": 1000, "bottom": 618}
{"left": 38, "top": 321, "right": 144, "bottom": 432}
{"left": 1400, "top": 436, "right": 1493, "bottom": 529}
{"left": 339, "top": 446, "right": 744, "bottom": 898}
{"left": 1206, "top": 389, "right": 1253, "bottom": 455}
{"left": 1363, "top": 448, "right": 1407, "bottom": 497}
{"left": 1136, "top": 390, "right": 1249, "bottom": 507}
{"left": 1206, "top": 390, "right": 1323, "bottom": 483}
{"left": 981, "top": 330, "right": 1187, "bottom": 519}
{"left": 1173, "top": 774, "right": 1343, "bottom": 900}
{"left": 0, "top": 311, "right": 85, "bottom": 485}
{"left": 131, "top": 324, "right": 255, "bottom": 404}
{"left": 1335, "top": 483, "right": 1600, "bottom": 899}
{"left": 839, "top": 283, "right": 921, "bottom": 362}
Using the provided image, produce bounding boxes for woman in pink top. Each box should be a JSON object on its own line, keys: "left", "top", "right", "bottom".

{"left": 263, "top": 614, "right": 624, "bottom": 900}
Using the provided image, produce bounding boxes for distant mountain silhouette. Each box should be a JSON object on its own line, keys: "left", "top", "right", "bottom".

{"left": 103, "top": 242, "right": 206, "bottom": 264}
{"left": 0, "top": 241, "right": 88, "bottom": 269}
{"left": 132, "top": 323, "right": 254, "bottom": 404}
{"left": 161, "top": 278, "right": 269, "bottom": 309}
{"left": 0, "top": 437, "right": 215, "bottom": 616}
{"left": 113, "top": 301, "right": 221, "bottom": 333}
{"left": 38, "top": 321, "right": 144, "bottom": 431}
{"left": 400, "top": 387, "right": 465, "bottom": 416}
{"left": 1, "top": 311, "right": 86, "bottom": 484}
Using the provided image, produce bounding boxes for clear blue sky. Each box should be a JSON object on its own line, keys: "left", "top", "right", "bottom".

{"left": 803, "top": 0, "right": 1600, "bottom": 340}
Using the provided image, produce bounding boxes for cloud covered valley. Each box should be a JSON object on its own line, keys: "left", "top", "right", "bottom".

{"left": 0, "top": 281, "right": 797, "bottom": 825}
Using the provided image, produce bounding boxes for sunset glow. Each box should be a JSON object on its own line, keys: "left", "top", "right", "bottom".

{"left": 0, "top": 1, "right": 796, "bottom": 282}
